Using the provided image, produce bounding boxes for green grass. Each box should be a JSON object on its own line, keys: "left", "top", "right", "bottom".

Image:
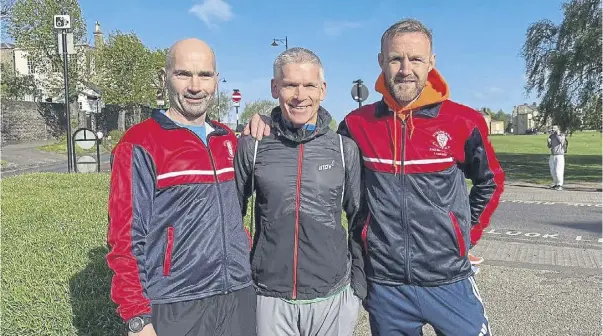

{"left": 1, "top": 173, "right": 120, "bottom": 336}
{"left": 0, "top": 173, "right": 268, "bottom": 335}
{"left": 490, "top": 131, "right": 602, "bottom": 184}
{"left": 1, "top": 160, "right": 7, "bottom": 167}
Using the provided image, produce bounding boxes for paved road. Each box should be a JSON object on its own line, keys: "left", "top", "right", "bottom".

{"left": 353, "top": 195, "right": 602, "bottom": 335}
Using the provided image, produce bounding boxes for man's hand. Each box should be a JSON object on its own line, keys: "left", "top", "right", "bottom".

{"left": 129, "top": 324, "right": 156, "bottom": 336}
{"left": 243, "top": 113, "right": 271, "bottom": 140}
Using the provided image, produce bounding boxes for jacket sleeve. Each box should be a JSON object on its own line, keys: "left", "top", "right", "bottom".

{"left": 106, "top": 142, "right": 154, "bottom": 322}
{"left": 234, "top": 136, "right": 256, "bottom": 217}
{"left": 341, "top": 136, "right": 368, "bottom": 300}
{"left": 462, "top": 119, "right": 505, "bottom": 247}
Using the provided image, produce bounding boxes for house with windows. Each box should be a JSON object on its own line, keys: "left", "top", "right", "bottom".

{"left": 1, "top": 22, "right": 105, "bottom": 113}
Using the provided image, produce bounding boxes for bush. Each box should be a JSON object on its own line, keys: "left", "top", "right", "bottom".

{"left": 108, "top": 130, "right": 125, "bottom": 144}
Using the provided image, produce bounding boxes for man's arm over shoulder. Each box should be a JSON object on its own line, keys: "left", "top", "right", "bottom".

{"left": 462, "top": 112, "right": 505, "bottom": 247}
{"left": 106, "top": 141, "right": 155, "bottom": 322}
{"left": 341, "top": 136, "right": 368, "bottom": 300}
{"left": 234, "top": 135, "right": 257, "bottom": 217}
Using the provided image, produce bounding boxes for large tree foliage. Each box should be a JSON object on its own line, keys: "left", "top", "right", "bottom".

{"left": 521, "top": 0, "right": 602, "bottom": 132}
{"left": 206, "top": 90, "right": 234, "bottom": 122}
{"left": 240, "top": 99, "right": 277, "bottom": 124}
{"left": 0, "top": 64, "right": 38, "bottom": 100}
{"left": 6, "top": 0, "right": 90, "bottom": 100}
{"left": 96, "top": 32, "right": 159, "bottom": 107}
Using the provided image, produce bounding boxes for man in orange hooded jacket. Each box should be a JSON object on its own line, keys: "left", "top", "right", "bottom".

{"left": 245, "top": 18, "right": 504, "bottom": 336}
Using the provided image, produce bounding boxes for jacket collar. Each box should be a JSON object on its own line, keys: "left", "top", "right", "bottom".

{"left": 374, "top": 99, "right": 442, "bottom": 119}
{"left": 152, "top": 109, "right": 228, "bottom": 135}
{"left": 271, "top": 105, "right": 332, "bottom": 143}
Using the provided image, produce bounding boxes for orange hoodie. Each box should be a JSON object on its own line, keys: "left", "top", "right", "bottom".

{"left": 374, "top": 68, "right": 450, "bottom": 173}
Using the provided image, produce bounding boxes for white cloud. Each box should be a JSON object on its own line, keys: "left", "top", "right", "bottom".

{"left": 189, "top": 0, "right": 234, "bottom": 28}
{"left": 323, "top": 20, "right": 363, "bottom": 37}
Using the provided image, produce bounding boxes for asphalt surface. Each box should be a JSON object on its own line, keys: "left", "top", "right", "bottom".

{"left": 353, "top": 200, "right": 602, "bottom": 336}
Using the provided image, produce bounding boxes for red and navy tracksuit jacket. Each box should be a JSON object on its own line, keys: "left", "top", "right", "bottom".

{"left": 106, "top": 111, "right": 252, "bottom": 322}
{"left": 339, "top": 70, "right": 504, "bottom": 286}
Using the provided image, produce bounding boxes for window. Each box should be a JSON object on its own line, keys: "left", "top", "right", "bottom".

{"left": 78, "top": 101, "right": 83, "bottom": 110}
{"left": 26, "top": 57, "right": 34, "bottom": 74}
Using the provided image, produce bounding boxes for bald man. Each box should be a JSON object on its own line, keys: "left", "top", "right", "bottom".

{"left": 106, "top": 38, "right": 256, "bottom": 336}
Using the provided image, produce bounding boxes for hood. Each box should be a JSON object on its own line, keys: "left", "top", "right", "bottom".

{"left": 375, "top": 68, "right": 450, "bottom": 116}
{"left": 374, "top": 68, "right": 450, "bottom": 174}
{"left": 271, "top": 105, "right": 332, "bottom": 143}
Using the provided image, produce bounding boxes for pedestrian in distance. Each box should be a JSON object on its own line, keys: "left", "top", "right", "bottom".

{"left": 547, "top": 126, "right": 568, "bottom": 191}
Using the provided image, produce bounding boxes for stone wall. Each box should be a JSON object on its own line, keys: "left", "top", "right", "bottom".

{"left": 1, "top": 100, "right": 160, "bottom": 145}
{"left": 1, "top": 100, "right": 68, "bottom": 144}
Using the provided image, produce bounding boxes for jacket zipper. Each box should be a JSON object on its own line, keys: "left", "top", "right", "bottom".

{"left": 361, "top": 214, "right": 372, "bottom": 254}
{"left": 400, "top": 118, "right": 411, "bottom": 284}
{"left": 185, "top": 128, "right": 230, "bottom": 294}
{"left": 292, "top": 143, "right": 304, "bottom": 299}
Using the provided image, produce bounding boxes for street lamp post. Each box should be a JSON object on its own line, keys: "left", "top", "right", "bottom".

{"left": 216, "top": 78, "right": 226, "bottom": 122}
{"left": 271, "top": 36, "right": 288, "bottom": 50}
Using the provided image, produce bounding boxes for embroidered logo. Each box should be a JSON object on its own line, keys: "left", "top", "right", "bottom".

{"left": 225, "top": 140, "right": 234, "bottom": 158}
{"left": 318, "top": 160, "right": 335, "bottom": 171}
{"left": 433, "top": 130, "right": 451, "bottom": 149}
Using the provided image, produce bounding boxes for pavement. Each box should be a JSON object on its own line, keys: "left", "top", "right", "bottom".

{"left": 1, "top": 140, "right": 111, "bottom": 177}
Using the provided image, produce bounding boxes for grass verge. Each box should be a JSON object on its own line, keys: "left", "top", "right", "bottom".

{"left": 490, "top": 132, "right": 602, "bottom": 184}
{"left": 1, "top": 173, "right": 121, "bottom": 336}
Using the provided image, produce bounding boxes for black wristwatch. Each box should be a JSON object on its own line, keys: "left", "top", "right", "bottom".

{"left": 127, "top": 316, "right": 152, "bottom": 333}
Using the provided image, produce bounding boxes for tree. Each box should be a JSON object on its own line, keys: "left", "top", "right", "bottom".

{"left": 206, "top": 90, "right": 234, "bottom": 122}
{"left": 240, "top": 99, "right": 277, "bottom": 125}
{"left": 491, "top": 109, "right": 511, "bottom": 125}
{"left": 0, "top": 63, "right": 38, "bottom": 100}
{"left": 329, "top": 118, "right": 338, "bottom": 131}
{"left": 7, "top": 0, "right": 90, "bottom": 99}
{"left": 96, "top": 31, "right": 161, "bottom": 129}
{"left": 521, "top": 0, "right": 602, "bottom": 132}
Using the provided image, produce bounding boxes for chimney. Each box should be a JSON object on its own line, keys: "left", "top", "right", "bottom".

{"left": 93, "top": 21, "right": 104, "bottom": 48}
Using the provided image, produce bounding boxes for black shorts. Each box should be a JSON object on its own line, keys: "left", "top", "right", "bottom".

{"left": 151, "top": 286, "right": 257, "bottom": 336}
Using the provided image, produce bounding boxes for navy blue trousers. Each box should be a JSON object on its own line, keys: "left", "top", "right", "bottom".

{"left": 365, "top": 277, "right": 491, "bottom": 336}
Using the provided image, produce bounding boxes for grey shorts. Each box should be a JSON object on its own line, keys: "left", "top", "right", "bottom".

{"left": 256, "top": 286, "right": 361, "bottom": 336}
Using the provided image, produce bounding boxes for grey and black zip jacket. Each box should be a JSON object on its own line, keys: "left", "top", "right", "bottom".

{"left": 234, "top": 106, "right": 368, "bottom": 301}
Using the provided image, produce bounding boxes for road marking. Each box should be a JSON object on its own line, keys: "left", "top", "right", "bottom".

{"left": 500, "top": 199, "right": 602, "bottom": 207}
{"left": 486, "top": 229, "right": 602, "bottom": 243}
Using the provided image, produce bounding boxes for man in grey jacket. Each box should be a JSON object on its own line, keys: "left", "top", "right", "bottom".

{"left": 234, "top": 47, "right": 366, "bottom": 336}
{"left": 547, "top": 126, "right": 568, "bottom": 190}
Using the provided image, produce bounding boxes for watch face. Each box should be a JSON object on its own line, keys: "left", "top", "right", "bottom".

{"left": 128, "top": 317, "right": 144, "bottom": 333}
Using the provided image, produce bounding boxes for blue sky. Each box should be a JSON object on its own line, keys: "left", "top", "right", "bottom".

{"left": 80, "top": 0, "right": 566, "bottom": 124}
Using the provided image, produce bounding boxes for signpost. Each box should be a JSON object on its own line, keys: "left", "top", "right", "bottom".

{"left": 54, "top": 14, "right": 75, "bottom": 172}
{"left": 72, "top": 128, "right": 101, "bottom": 173}
{"left": 351, "top": 79, "right": 369, "bottom": 108}
{"left": 232, "top": 89, "right": 242, "bottom": 130}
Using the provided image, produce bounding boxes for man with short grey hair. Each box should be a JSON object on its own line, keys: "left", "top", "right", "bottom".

{"left": 235, "top": 47, "right": 366, "bottom": 336}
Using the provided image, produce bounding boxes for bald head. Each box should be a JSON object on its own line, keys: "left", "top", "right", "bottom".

{"left": 164, "top": 38, "right": 219, "bottom": 124}
{"left": 166, "top": 38, "right": 216, "bottom": 73}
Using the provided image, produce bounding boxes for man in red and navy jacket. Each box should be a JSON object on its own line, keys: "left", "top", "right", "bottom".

{"left": 338, "top": 19, "right": 504, "bottom": 335}
{"left": 245, "top": 18, "right": 504, "bottom": 336}
{"left": 106, "top": 39, "right": 255, "bottom": 336}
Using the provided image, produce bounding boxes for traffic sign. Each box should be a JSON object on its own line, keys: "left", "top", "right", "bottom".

{"left": 232, "top": 89, "right": 242, "bottom": 103}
